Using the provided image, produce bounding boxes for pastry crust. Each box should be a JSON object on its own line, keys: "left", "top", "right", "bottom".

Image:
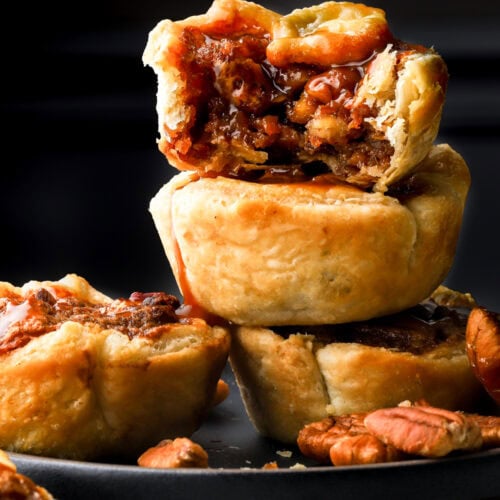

{"left": 0, "top": 274, "right": 230, "bottom": 460}
{"left": 150, "top": 144, "right": 470, "bottom": 326}
{"left": 353, "top": 46, "right": 447, "bottom": 191}
{"left": 229, "top": 301, "right": 484, "bottom": 443}
{"left": 143, "top": 0, "right": 447, "bottom": 192}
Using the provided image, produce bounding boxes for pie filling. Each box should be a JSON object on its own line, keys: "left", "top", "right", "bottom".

{"left": 272, "top": 301, "right": 470, "bottom": 355}
{"left": 162, "top": 24, "right": 427, "bottom": 187}
{"left": 0, "top": 288, "right": 183, "bottom": 354}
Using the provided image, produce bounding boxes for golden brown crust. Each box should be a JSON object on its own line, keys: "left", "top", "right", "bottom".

{"left": 354, "top": 47, "right": 448, "bottom": 192}
{"left": 0, "top": 275, "right": 230, "bottom": 460}
{"left": 230, "top": 327, "right": 330, "bottom": 443}
{"left": 150, "top": 144, "right": 470, "bottom": 326}
{"left": 266, "top": 2, "right": 391, "bottom": 67}
{"left": 143, "top": 0, "right": 447, "bottom": 191}
{"left": 229, "top": 316, "right": 483, "bottom": 443}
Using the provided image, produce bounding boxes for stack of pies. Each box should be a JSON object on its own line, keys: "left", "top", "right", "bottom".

{"left": 144, "top": 0, "right": 484, "bottom": 443}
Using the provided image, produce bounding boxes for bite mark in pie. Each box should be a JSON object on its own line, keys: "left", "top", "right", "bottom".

{"left": 143, "top": 0, "right": 448, "bottom": 192}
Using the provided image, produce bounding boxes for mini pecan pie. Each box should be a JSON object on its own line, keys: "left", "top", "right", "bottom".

{"left": 150, "top": 144, "right": 469, "bottom": 326}
{"left": 0, "top": 274, "right": 230, "bottom": 460}
{"left": 229, "top": 290, "right": 484, "bottom": 443}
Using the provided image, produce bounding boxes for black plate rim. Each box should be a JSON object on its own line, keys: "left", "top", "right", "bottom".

{"left": 10, "top": 446, "right": 500, "bottom": 475}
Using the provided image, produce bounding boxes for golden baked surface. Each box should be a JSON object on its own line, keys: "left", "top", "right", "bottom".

{"left": 143, "top": 0, "right": 447, "bottom": 192}
{"left": 150, "top": 144, "right": 470, "bottom": 326}
{"left": 229, "top": 294, "right": 484, "bottom": 443}
{"left": 0, "top": 274, "right": 230, "bottom": 460}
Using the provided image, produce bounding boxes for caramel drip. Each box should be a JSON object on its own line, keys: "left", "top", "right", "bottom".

{"left": 169, "top": 189, "right": 226, "bottom": 327}
{"left": 0, "top": 301, "right": 31, "bottom": 339}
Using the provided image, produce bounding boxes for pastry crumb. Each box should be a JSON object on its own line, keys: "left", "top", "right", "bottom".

{"left": 276, "top": 450, "right": 293, "bottom": 458}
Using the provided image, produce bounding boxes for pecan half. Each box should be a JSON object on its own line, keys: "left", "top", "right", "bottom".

{"left": 137, "top": 438, "right": 209, "bottom": 469}
{"left": 466, "top": 307, "right": 500, "bottom": 406}
{"left": 297, "top": 413, "right": 403, "bottom": 465}
{"left": 329, "top": 434, "right": 403, "bottom": 466}
{"left": 297, "top": 414, "right": 367, "bottom": 464}
{"left": 364, "top": 406, "right": 483, "bottom": 457}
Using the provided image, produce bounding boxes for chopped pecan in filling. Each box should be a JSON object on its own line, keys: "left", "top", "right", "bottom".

{"left": 0, "top": 288, "right": 181, "bottom": 354}
{"left": 161, "top": 25, "right": 427, "bottom": 186}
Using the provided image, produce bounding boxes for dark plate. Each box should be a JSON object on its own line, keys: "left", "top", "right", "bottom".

{"left": 11, "top": 366, "right": 500, "bottom": 500}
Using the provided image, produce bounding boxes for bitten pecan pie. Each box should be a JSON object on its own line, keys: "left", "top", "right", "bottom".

{"left": 143, "top": 0, "right": 447, "bottom": 192}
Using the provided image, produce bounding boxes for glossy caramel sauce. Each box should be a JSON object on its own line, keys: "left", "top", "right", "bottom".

{"left": 169, "top": 188, "right": 228, "bottom": 327}
{"left": 0, "top": 288, "right": 182, "bottom": 355}
{"left": 164, "top": 4, "right": 442, "bottom": 185}
{"left": 171, "top": 237, "right": 222, "bottom": 325}
{"left": 161, "top": 24, "right": 418, "bottom": 186}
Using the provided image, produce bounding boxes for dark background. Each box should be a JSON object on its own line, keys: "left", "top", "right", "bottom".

{"left": 2, "top": 1, "right": 499, "bottom": 310}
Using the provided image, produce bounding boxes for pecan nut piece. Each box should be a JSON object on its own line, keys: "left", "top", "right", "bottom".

{"left": 0, "top": 450, "right": 54, "bottom": 499}
{"left": 137, "top": 438, "right": 209, "bottom": 469}
{"left": 329, "top": 434, "right": 403, "bottom": 466}
{"left": 466, "top": 307, "right": 500, "bottom": 406}
{"left": 211, "top": 378, "right": 230, "bottom": 407}
{"left": 297, "top": 414, "right": 367, "bottom": 464}
{"left": 364, "top": 406, "right": 483, "bottom": 457}
{"left": 297, "top": 413, "right": 403, "bottom": 465}
{"left": 465, "top": 414, "right": 500, "bottom": 449}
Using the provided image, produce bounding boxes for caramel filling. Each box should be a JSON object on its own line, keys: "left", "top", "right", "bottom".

{"left": 0, "top": 288, "right": 182, "bottom": 354}
{"left": 272, "top": 301, "right": 469, "bottom": 355}
{"left": 168, "top": 179, "right": 228, "bottom": 326}
{"left": 163, "top": 25, "right": 426, "bottom": 187}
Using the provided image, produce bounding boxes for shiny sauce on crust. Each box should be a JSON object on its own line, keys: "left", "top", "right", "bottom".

{"left": 0, "top": 288, "right": 182, "bottom": 354}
